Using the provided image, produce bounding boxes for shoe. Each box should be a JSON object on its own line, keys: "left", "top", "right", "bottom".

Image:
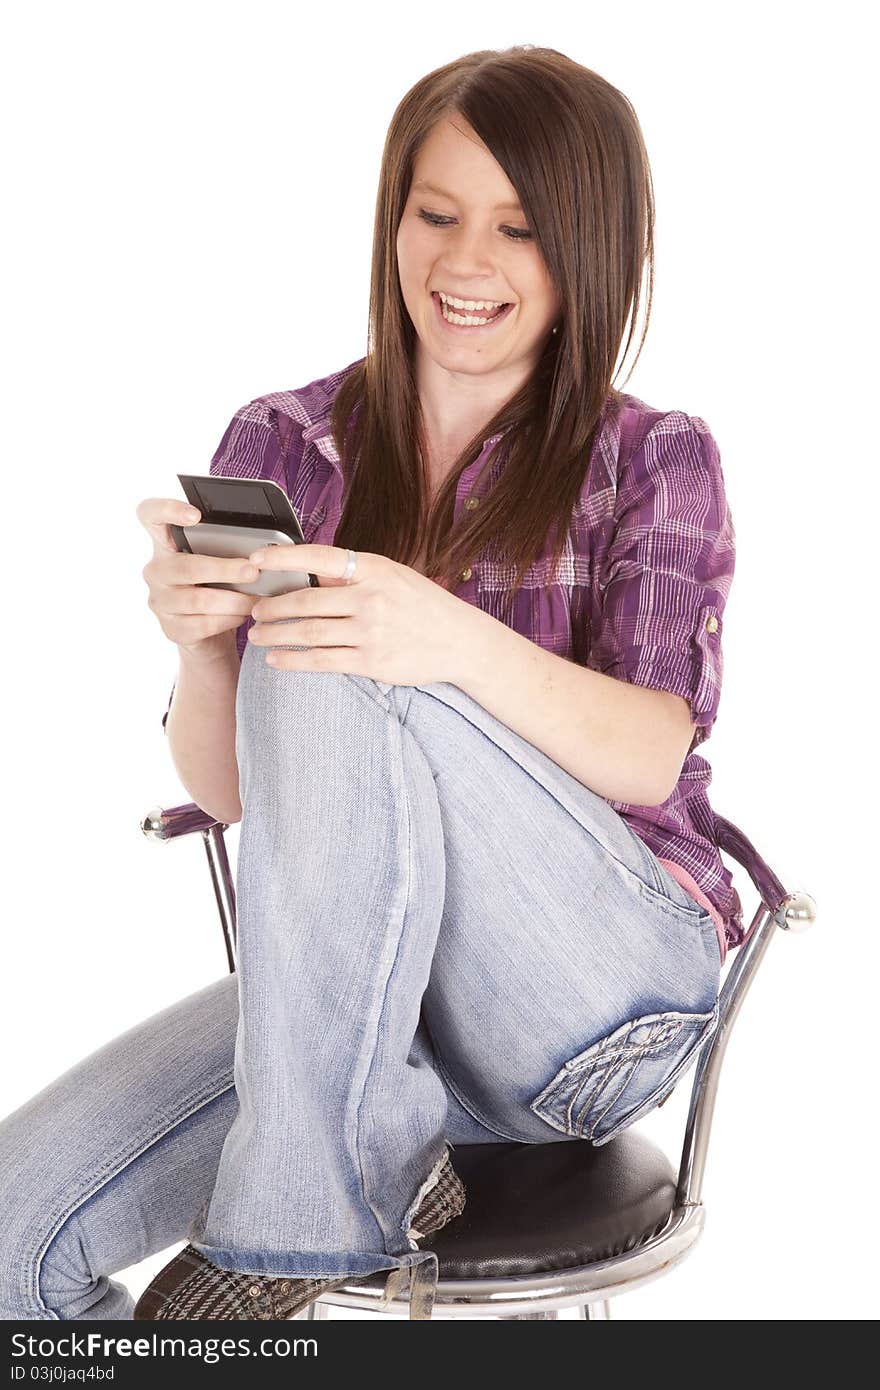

{"left": 133, "top": 1145, "right": 465, "bottom": 1321}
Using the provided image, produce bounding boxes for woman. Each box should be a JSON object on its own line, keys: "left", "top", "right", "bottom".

{"left": 0, "top": 45, "right": 742, "bottom": 1321}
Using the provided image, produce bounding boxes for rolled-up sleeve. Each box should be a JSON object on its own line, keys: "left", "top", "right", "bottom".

{"left": 161, "top": 400, "right": 292, "bottom": 733}
{"left": 589, "top": 410, "right": 736, "bottom": 753}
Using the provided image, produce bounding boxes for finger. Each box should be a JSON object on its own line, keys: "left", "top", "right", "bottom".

{"left": 248, "top": 616, "right": 360, "bottom": 648}
{"left": 261, "top": 644, "right": 358, "bottom": 672}
{"left": 153, "top": 580, "right": 257, "bottom": 618}
{"left": 250, "top": 585, "right": 355, "bottom": 622}
{"left": 159, "top": 551, "right": 263, "bottom": 585}
{"left": 248, "top": 543, "right": 360, "bottom": 583}
{"left": 137, "top": 499, "right": 202, "bottom": 553}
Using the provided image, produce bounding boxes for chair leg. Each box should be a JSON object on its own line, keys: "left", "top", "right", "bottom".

{"left": 580, "top": 1299, "right": 612, "bottom": 1319}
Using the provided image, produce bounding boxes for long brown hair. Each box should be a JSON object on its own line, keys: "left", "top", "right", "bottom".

{"left": 330, "top": 45, "right": 655, "bottom": 615}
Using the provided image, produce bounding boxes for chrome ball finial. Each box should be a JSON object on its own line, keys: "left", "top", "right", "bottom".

{"left": 778, "top": 891, "right": 817, "bottom": 933}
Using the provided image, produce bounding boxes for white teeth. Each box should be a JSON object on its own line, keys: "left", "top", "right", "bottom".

{"left": 441, "top": 301, "right": 502, "bottom": 326}
{"left": 437, "top": 293, "right": 509, "bottom": 327}
{"left": 437, "top": 291, "right": 506, "bottom": 311}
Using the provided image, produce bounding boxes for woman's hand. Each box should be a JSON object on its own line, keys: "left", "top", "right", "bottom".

{"left": 246, "top": 543, "right": 478, "bottom": 687}
{"left": 137, "top": 498, "right": 260, "bottom": 657}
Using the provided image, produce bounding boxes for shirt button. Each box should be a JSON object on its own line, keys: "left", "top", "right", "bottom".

{"left": 459, "top": 566, "right": 472, "bottom": 581}
{"left": 464, "top": 496, "right": 480, "bottom": 510}
{"left": 705, "top": 615, "right": 719, "bottom": 633}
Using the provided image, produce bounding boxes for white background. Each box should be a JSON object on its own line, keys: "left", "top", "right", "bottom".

{"left": 3, "top": 0, "right": 874, "bottom": 1321}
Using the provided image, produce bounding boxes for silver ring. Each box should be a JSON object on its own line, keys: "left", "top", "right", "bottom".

{"left": 341, "top": 548, "right": 357, "bottom": 583}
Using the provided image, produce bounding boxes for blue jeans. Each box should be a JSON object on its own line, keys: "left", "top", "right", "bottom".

{"left": 0, "top": 642, "right": 722, "bottom": 1319}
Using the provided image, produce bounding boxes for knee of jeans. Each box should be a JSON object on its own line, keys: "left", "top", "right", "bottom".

{"left": 236, "top": 653, "right": 393, "bottom": 727}
{"left": 0, "top": 1203, "right": 81, "bottom": 1320}
{"left": 35, "top": 1212, "right": 97, "bottom": 1317}
{"left": 527, "top": 1000, "right": 721, "bottom": 1148}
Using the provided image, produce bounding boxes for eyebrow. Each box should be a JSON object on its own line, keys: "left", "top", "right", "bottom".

{"left": 412, "top": 179, "right": 523, "bottom": 212}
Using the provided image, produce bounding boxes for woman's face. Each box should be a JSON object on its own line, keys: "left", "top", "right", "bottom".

{"left": 396, "top": 116, "right": 562, "bottom": 382}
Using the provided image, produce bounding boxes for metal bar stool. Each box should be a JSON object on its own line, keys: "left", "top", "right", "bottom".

{"left": 142, "top": 801, "right": 816, "bottom": 1320}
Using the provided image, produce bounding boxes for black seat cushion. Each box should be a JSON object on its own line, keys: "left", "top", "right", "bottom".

{"left": 361, "top": 1132, "right": 678, "bottom": 1284}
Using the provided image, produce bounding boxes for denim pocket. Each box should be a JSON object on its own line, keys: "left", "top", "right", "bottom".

{"left": 528, "top": 999, "right": 720, "bottom": 1147}
{"left": 647, "top": 856, "right": 716, "bottom": 925}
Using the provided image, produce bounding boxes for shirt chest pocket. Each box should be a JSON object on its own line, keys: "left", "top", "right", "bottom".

{"left": 477, "top": 564, "right": 578, "bottom": 656}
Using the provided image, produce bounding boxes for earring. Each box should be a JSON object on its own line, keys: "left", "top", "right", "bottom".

{"left": 552, "top": 325, "right": 558, "bottom": 335}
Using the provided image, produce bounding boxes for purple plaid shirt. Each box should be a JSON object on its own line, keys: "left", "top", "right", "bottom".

{"left": 163, "top": 357, "right": 745, "bottom": 953}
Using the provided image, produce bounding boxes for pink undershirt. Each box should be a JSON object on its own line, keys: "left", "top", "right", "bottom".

{"left": 657, "top": 858, "right": 727, "bottom": 964}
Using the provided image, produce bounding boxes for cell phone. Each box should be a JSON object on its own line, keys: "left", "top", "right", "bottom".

{"left": 171, "top": 474, "right": 319, "bottom": 598}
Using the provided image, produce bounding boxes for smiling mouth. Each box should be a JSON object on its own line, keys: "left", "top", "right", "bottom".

{"left": 431, "top": 291, "right": 515, "bottom": 331}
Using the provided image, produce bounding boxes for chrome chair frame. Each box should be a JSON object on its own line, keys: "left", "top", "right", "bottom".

{"left": 142, "top": 802, "right": 816, "bottom": 1320}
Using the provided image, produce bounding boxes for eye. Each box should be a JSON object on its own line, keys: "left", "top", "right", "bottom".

{"left": 416, "top": 208, "right": 532, "bottom": 242}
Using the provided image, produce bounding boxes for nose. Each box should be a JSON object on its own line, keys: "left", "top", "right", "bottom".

{"left": 437, "top": 222, "right": 499, "bottom": 283}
